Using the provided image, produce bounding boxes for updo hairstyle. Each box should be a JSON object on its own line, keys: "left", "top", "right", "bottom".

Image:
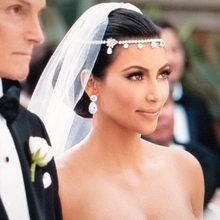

{"left": 75, "top": 8, "right": 161, "bottom": 118}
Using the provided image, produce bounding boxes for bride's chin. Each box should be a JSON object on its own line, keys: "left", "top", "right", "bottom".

{"left": 139, "top": 124, "right": 158, "bottom": 136}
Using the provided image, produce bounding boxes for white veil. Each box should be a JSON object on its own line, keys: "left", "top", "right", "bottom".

{"left": 28, "top": 3, "right": 142, "bottom": 157}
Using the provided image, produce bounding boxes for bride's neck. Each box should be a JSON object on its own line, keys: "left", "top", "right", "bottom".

{"left": 85, "top": 121, "right": 145, "bottom": 169}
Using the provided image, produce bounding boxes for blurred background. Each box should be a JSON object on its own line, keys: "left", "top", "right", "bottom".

{"left": 23, "top": 0, "right": 220, "bottom": 144}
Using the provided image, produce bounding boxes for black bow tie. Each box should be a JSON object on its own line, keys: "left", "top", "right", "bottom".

{"left": 0, "top": 85, "right": 20, "bottom": 124}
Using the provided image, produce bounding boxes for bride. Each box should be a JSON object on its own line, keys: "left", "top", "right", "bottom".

{"left": 29, "top": 2, "right": 204, "bottom": 220}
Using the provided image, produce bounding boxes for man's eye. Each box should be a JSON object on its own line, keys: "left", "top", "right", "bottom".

{"left": 10, "top": 6, "right": 22, "bottom": 14}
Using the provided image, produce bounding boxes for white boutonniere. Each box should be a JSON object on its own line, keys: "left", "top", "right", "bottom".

{"left": 29, "top": 136, "right": 53, "bottom": 182}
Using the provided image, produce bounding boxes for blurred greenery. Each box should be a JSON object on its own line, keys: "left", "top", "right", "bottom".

{"left": 183, "top": 35, "right": 220, "bottom": 120}
{"left": 41, "top": 5, "right": 68, "bottom": 44}
{"left": 144, "top": 3, "right": 220, "bottom": 120}
{"left": 50, "top": 0, "right": 95, "bottom": 28}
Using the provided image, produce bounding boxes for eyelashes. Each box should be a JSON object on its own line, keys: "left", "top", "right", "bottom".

{"left": 126, "top": 69, "right": 172, "bottom": 81}
{"left": 126, "top": 71, "right": 143, "bottom": 81}
{"left": 158, "top": 69, "right": 172, "bottom": 79}
{"left": 163, "top": 69, "right": 172, "bottom": 76}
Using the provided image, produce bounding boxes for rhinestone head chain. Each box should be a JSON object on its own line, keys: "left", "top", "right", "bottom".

{"left": 91, "top": 38, "right": 166, "bottom": 54}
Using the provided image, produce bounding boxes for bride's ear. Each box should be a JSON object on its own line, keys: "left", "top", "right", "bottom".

{"left": 81, "top": 70, "right": 98, "bottom": 97}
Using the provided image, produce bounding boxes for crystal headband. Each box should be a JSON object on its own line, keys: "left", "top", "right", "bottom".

{"left": 91, "top": 38, "right": 166, "bottom": 54}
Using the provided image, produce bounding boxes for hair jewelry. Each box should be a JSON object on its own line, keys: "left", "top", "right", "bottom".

{"left": 89, "top": 95, "right": 98, "bottom": 114}
{"left": 92, "top": 38, "right": 166, "bottom": 54}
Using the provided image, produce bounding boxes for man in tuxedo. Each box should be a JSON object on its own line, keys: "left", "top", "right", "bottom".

{"left": 142, "top": 94, "right": 220, "bottom": 212}
{"left": 155, "top": 20, "right": 220, "bottom": 152}
{"left": 0, "top": 1, "right": 62, "bottom": 219}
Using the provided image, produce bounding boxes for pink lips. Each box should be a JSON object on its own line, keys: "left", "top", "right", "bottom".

{"left": 136, "top": 109, "right": 160, "bottom": 120}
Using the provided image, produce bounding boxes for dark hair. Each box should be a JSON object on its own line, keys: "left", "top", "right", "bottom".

{"left": 75, "top": 8, "right": 161, "bottom": 118}
{"left": 153, "top": 20, "right": 177, "bottom": 32}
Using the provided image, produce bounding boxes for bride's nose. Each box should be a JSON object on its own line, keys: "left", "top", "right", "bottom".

{"left": 145, "top": 79, "right": 163, "bottom": 102}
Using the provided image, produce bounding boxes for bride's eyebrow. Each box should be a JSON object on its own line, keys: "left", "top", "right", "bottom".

{"left": 120, "top": 63, "right": 170, "bottom": 73}
{"left": 120, "top": 65, "right": 148, "bottom": 73}
{"left": 158, "top": 63, "right": 170, "bottom": 71}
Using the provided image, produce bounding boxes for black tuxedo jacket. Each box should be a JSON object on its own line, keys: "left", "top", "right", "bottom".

{"left": 175, "top": 91, "right": 219, "bottom": 151}
{"left": 0, "top": 79, "right": 62, "bottom": 220}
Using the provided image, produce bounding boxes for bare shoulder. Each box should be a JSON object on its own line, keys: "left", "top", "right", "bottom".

{"left": 143, "top": 140, "right": 204, "bottom": 218}
{"left": 168, "top": 146, "right": 204, "bottom": 183}
{"left": 55, "top": 147, "right": 87, "bottom": 218}
{"left": 55, "top": 145, "right": 91, "bottom": 199}
{"left": 55, "top": 146, "right": 84, "bottom": 183}
{"left": 145, "top": 140, "right": 202, "bottom": 172}
{"left": 166, "top": 145, "right": 202, "bottom": 170}
{"left": 168, "top": 146, "right": 204, "bottom": 218}
{"left": 151, "top": 141, "right": 203, "bottom": 185}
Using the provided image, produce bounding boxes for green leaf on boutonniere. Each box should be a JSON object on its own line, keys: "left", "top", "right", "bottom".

{"left": 29, "top": 137, "right": 53, "bottom": 182}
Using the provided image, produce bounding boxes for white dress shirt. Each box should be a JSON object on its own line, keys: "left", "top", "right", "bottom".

{"left": 173, "top": 82, "right": 191, "bottom": 144}
{"left": 0, "top": 79, "right": 30, "bottom": 220}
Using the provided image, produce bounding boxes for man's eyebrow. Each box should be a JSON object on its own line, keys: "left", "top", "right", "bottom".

{"left": 17, "top": 0, "right": 31, "bottom": 6}
{"left": 15, "top": 0, "right": 46, "bottom": 10}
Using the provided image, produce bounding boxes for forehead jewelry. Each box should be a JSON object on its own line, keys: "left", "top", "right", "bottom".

{"left": 92, "top": 38, "right": 166, "bottom": 54}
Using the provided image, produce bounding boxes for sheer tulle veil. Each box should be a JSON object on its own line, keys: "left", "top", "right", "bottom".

{"left": 28, "top": 3, "right": 142, "bottom": 157}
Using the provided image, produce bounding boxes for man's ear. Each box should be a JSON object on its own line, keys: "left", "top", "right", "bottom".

{"left": 85, "top": 74, "right": 98, "bottom": 97}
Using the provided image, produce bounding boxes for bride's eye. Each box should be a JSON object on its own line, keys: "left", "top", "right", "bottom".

{"left": 127, "top": 72, "right": 143, "bottom": 81}
{"left": 157, "top": 69, "right": 171, "bottom": 80}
